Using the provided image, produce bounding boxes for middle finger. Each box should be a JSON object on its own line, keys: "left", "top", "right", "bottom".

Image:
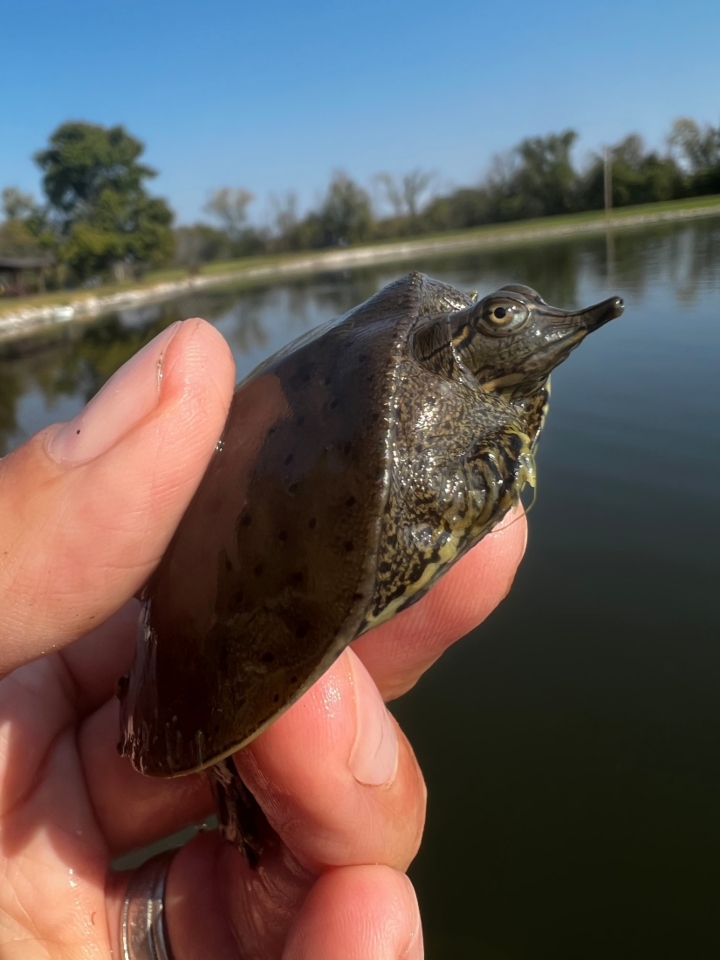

{"left": 234, "top": 647, "right": 426, "bottom": 872}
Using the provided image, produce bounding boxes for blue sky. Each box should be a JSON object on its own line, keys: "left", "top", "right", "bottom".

{"left": 2, "top": 0, "right": 719, "bottom": 225}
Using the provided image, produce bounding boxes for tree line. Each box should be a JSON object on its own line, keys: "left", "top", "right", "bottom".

{"left": 1, "top": 117, "right": 719, "bottom": 291}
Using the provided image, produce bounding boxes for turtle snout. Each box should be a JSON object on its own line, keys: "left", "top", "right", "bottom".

{"left": 577, "top": 295, "right": 624, "bottom": 331}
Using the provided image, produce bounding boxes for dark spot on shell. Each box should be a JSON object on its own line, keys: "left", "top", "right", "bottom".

{"left": 218, "top": 645, "right": 229, "bottom": 672}
{"left": 240, "top": 514, "right": 252, "bottom": 527}
{"left": 291, "top": 571, "right": 304, "bottom": 584}
{"left": 273, "top": 693, "right": 280, "bottom": 702}
{"left": 295, "top": 623, "right": 309, "bottom": 640}
{"left": 345, "top": 495, "right": 356, "bottom": 507}
{"left": 344, "top": 541, "right": 354, "bottom": 552}
{"left": 253, "top": 563, "right": 263, "bottom": 577}
{"left": 213, "top": 723, "right": 220, "bottom": 733}
{"left": 366, "top": 373, "right": 374, "bottom": 382}
{"left": 116, "top": 741, "right": 124, "bottom": 754}
{"left": 268, "top": 426, "right": 277, "bottom": 436}
{"left": 261, "top": 651, "right": 275, "bottom": 663}
{"left": 290, "top": 675, "right": 298, "bottom": 684}
{"left": 116, "top": 676, "right": 129, "bottom": 700}
{"left": 371, "top": 412, "right": 380, "bottom": 422}
{"left": 288, "top": 482, "right": 299, "bottom": 494}
{"left": 379, "top": 561, "right": 391, "bottom": 573}
{"left": 308, "top": 517, "right": 317, "bottom": 529}
{"left": 352, "top": 592, "right": 364, "bottom": 601}
{"left": 284, "top": 453, "right": 294, "bottom": 466}
{"left": 279, "top": 530, "right": 288, "bottom": 541}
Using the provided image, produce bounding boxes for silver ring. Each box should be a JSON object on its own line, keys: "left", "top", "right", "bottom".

{"left": 121, "top": 851, "right": 175, "bottom": 960}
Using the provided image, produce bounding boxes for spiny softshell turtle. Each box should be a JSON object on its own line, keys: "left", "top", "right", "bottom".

{"left": 118, "top": 272, "right": 623, "bottom": 842}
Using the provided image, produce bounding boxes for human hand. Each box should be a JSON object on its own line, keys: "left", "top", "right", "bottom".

{"left": 0, "top": 319, "right": 526, "bottom": 959}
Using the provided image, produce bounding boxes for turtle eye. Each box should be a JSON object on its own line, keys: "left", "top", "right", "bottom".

{"left": 482, "top": 299, "right": 529, "bottom": 333}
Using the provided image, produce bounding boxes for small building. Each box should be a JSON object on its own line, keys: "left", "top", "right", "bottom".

{"left": 0, "top": 254, "right": 55, "bottom": 295}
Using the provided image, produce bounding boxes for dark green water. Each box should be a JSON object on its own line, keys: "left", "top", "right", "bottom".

{"left": 2, "top": 219, "right": 719, "bottom": 958}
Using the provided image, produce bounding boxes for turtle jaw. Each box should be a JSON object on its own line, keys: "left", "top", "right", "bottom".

{"left": 517, "top": 294, "right": 624, "bottom": 384}
{"left": 541, "top": 295, "right": 624, "bottom": 345}
{"left": 574, "top": 295, "right": 624, "bottom": 332}
{"left": 542, "top": 294, "right": 624, "bottom": 348}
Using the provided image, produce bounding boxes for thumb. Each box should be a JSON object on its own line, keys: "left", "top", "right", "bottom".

{"left": 0, "top": 318, "right": 235, "bottom": 676}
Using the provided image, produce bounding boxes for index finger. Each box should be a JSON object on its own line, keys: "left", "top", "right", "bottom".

{"left": 0, "top": 319, "right": 235, "bottom": 677}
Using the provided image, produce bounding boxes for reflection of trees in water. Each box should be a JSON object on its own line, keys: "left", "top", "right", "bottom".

{"left": 579, "top": 219, "right": 720, "bottom": 304}
{"left": 0, "top": 365, "right": 22, "bottom": 455}
{"left": 669, "top": 221, "right": 720, "bottom": 303}
{"left": 52, "top": 314, "right": 174, "bottom": 406}
{"left": 223, "top": 291, "right": 270, "bottom": 356}
{"left": 2, "top": 217, "right": 719, "bottom": 455}
{"left": 387, "top": 240, "right": 584, "bottom": 308}
{"left": 0, "top": 309, "right": 177, "bottom": 454}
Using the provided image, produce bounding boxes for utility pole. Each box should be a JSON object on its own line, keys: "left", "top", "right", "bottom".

{"left": 604, "top": 147, "right": 613, "bottom": 216}
{"left": 603, "top": 147, "right": 615, "bottom": 282}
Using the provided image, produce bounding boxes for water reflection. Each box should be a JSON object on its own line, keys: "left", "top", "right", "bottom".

{"left": 3, "top": 217, "right": 719, "bottom": 457}
{"left": 1, "top": 217, "right": 719, "bottom": 956}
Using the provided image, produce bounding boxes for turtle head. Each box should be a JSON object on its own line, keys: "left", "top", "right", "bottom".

{"left": 437, "top": 283, "right": 624, "bottom": 397}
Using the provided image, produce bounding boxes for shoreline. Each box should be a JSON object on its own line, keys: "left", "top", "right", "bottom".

{"left": 2, "top": 201, "right": 719, "bottom": 343}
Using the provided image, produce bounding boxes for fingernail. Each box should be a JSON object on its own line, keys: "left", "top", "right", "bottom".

{"left": 348, "top": 652, "right": 399, "bottom": 786}
{"left": 46, "top": 322, "right": 182, "bottom": 465}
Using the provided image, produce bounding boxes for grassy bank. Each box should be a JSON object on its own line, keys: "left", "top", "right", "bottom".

{"left": 2, "top": 193, "right": 720, "bottom": 323}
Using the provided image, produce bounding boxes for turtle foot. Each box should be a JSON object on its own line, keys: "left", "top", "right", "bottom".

{"left": 209, "top": 758, "right": 272, "bottom": 868}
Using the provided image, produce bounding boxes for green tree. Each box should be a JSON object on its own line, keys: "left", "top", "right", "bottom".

{"left": 580, "top": 134, "right": 683, "bottom": 209}
{"left": 374, "top": 169, "right": 435, "bottom": 224}
{"left": 173, "top": 223, "right": 233, "bottom": 269}
{"left": 0, "top": 218, "right": 41, "bottom": 258}
{"left": 668, "top": 117, "right": 720, "bottom": 194}
{"left": 268, "top": 191, "right": 299, "bottom": 249}
{"left": 204, "top": 187, "right": 254, "bottom": 241}
{"left": 668, "top": 118, "right": 720, "bottom": 174}
{"left": 316, "top": 172, "right": 373, "bottom": 246}
{"left": 480, "top": 130, "right": 581, "bottom": 221}
{"left": 34, "top": 122, "right": 174, "bottom": 280}
{"left": 510, "top": 129, "right": 580, "bottom": 217}
{"left": 0, "top": 187, "right": 54, "bottom": 259}
{"left": 1, "top": 187, "right": 37, "bottom": 221}
{"left": 421, "top": 187, "right": 492, "bottom": 232}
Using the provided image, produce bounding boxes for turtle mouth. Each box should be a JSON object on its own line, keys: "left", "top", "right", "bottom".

{"left": 527, "top": 295, "right": 624, "bottom": 372}
{"left": 575, "top": 295, "right": 624, "bottom": 331}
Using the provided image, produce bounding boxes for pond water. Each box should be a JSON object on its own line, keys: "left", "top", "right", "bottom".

{"left": 2, "top": 218, "right": 719, "bottom": 958}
